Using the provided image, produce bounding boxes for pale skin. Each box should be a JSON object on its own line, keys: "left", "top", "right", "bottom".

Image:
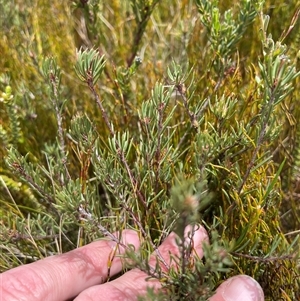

{"left": 0, "top": 226, "right": 264, "bottom": 301}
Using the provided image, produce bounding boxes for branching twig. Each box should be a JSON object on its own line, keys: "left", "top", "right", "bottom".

{"left": 154, "top": 102, "right": 165, "bottom": 193}
{"left": 232, "top": 252, "right": 297, "bottom": 262}
{"left": 124, "top": 203, "right": 170, "bottom": 271}
{"left": 49, "top": 71, "right": 71, "bottom": 183}
{"left": 237, "top": 88, "right": 276, "bottom": 195}
{"left": 87, "top": 80, "right": 147, "bottom": 210}
{"left": 127, "top": 0, "right": 160, "bottom": 66}
{"left": 78, "top": 205, "right": 128, "bottom": 249}
{"left": 11, "top": 162, "right": 59, "bottom": 216}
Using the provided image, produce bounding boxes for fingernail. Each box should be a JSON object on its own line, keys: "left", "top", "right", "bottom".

{"left": 107, "top": 230, "right": 140, "bottom": 252}
{"left": 185, "top": 225, "right": 209, "bottom": 259}
{"left": 170, "top": 225, "right": 209, "bottom": 252}
{"left": 121, "top": 230, "right": 140, "bottom": 250}
{"left": 218, "top": 275, "right": 264, "bottom": 301}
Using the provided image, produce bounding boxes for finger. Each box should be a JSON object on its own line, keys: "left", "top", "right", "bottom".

{"left": 0, "top": 230, "right": 140, "bottom": 301}
{"left": 147, "top": 225, "right": 209, "bottom": 271}
{"left": 74, "top": 225, "right": 209, "bottom": 301}
{"left": 209, "top": 275, "right": 264, "bottom": 301}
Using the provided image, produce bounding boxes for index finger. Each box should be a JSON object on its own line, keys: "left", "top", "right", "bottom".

{"left": 0, "top": 229, "right": 140, "bottom": 301}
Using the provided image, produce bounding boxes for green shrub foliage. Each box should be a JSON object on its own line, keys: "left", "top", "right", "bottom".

{"left": 0, "top": 0, "right": 299, "bottom": 300}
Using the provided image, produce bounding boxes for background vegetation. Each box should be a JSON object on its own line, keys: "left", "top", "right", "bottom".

{"left": 0, "top": 0, "right": 299, "bottom": 300}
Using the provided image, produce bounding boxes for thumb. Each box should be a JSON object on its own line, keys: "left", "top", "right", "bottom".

{"left": 209, "top": 275, "right": 264, "bottom": 301}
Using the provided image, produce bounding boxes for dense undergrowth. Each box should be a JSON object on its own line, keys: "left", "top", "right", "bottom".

{"left": 0, "top": 0, "right": 299, "bottom": 300}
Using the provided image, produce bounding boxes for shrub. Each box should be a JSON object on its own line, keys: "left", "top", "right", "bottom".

{"left": 1, "top": 0, "right": 299, "bottom": 300}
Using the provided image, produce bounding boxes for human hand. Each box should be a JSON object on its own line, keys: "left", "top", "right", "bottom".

{"left": 0, "top": 226, "right": 264, "bottom": 301}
